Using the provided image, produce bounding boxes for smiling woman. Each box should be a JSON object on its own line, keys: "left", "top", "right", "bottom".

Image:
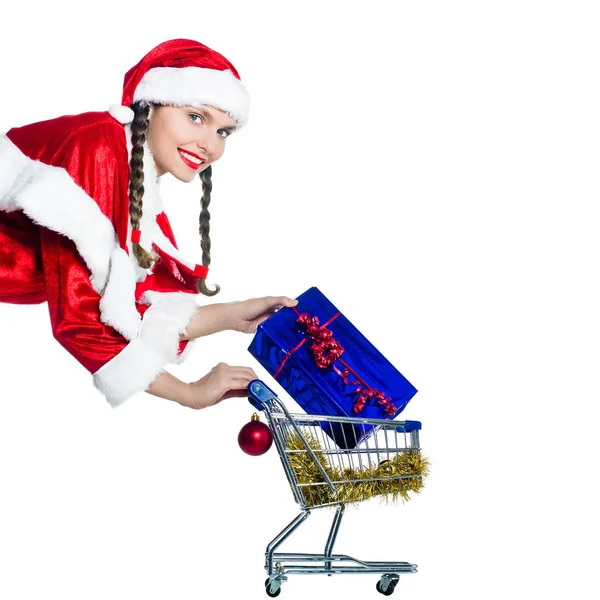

{"left": 0, "top": 38, "right": 298, "bottom": 410}
{"left": 147, "top": 105, "right": 237, "bottom": 180}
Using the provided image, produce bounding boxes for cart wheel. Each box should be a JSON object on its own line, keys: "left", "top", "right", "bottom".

{"left": 265, "top": 578, "right": 281, "bottom": 597}
{"left": 376, "top": 576, "right": 399, "bottom": 596}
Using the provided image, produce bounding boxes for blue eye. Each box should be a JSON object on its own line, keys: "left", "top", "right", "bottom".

{"left": 189, "top": 112, "right": 231, "bottom": 139}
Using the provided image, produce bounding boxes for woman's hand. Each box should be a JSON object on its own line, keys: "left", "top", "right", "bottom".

{"left": 232, "top": 296, "right": 298, "bottom": 334}
{"left": 180, "top": 362, "right": 260, "bottom": 410}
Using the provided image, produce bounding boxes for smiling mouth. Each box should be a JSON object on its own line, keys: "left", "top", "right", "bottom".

{"left": 178, "top": 148, "right": 206, "bottom": 169}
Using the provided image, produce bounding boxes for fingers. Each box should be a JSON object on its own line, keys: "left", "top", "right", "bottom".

{"left": 277, "top": 296, "right": 298, "bottom": 307}
{"left": 267, "top": 296, "right": 298, "bottom": 312}
{"left": 219, "top": 366, "right": 258, "bottom": 402}
{"left": 253, "top": 295, "right": 297, "bottom": 306}
{"left": 240, "top": 295, "right": 297, "bottom": 316}
{"left": 211, "top": 362, "right": 258, "bottom": 384}
{"left": 213, "top": 363, "right": 257, "bottom": 376}
{"left": 221, "top": 389, "right": 250, "bottom": 401}
{"left": 228, "top": 371, "right": 259, "bottom": 384}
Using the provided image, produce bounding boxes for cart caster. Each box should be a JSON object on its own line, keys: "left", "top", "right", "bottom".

{"left": 376, "top": 575, "right": 399, "bottom": 596}
{"left": 265, "top": 577, "right": 282, "bottom": 597}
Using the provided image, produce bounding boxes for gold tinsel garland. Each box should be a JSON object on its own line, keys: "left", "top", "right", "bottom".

{"left": 285, "top": 430, "right": 430, "bottom": 508}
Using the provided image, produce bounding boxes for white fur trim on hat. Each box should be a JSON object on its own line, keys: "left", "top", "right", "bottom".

{"left": 108, "top": 104, "right": 135, "bottom": 124}
{"left": 133, "top": 67, "right": 250, "bottom": 127}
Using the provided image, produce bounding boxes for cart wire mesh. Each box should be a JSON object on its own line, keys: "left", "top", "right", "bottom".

{"left": 263, "top": 395, "right": 429, "bottom": 510}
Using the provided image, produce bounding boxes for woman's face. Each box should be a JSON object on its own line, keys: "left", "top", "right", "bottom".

{"left": 147, "top": 104, "right": 237, "bottom": 182}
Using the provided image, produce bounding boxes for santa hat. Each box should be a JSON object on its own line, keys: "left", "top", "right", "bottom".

{"left": 108, "top": 38, "right": 250, "bottom": 127}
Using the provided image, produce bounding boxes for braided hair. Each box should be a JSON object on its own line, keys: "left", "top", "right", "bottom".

{"left": 128, "top": 101, "right": 219, "bottom": 296}
{"left": 197, "top": 164, "right": 219, "bottom": 296}
{"left": 128, "top": 101, "right": 156, "bottom": 269}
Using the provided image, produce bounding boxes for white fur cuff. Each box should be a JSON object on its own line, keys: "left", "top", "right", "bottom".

{"left": 92, "top": 338, "right": 166, "bottom": 408}
{"left": 139, "top": 291, "right": 200, "bottom": 362}
{"left": 93, "top": 292, "right": 200, "bottom": 407}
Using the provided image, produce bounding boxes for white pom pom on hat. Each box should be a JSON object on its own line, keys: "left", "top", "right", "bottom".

{"left": 108, "top": 38, "right": 250, "bottom": 127}
{"left": 108, "top": 104, "right": 135, "bottom": 125}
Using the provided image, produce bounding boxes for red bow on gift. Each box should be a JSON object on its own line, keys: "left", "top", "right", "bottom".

{"left": 275, "top": 310, "right": 397, "bottom": 416}
{"left": 295, "top": 313, "right": 344, "bottom": 367}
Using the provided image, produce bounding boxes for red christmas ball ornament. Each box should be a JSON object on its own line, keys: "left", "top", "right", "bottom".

{"left": 238, "top": 413, "right": 273, "bottom": 456}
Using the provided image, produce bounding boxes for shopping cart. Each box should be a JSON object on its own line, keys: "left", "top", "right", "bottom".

{"left": 247, "top": 379, "right": 425, "bottom": 597}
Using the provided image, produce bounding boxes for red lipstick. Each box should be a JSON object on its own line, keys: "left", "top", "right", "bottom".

{"left": 178, "top": 148, "right": 206, "bottom": 170}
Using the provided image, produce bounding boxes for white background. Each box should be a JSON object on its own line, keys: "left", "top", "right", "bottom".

{"left": 0, "top": 1, "right": 598, "bottom": 598}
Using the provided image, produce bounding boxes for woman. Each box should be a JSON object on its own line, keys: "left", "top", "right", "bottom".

{"left": 0, "top": 38, "right": 297, "bottom": 409}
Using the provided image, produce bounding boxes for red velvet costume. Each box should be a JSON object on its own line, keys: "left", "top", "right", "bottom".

{"left": 0, "top": 39, "right": 250, "bottom": 407}
{"left": 0, "top": 111, "right": 206, "bottom": 405}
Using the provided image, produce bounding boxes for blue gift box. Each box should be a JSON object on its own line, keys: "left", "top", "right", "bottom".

{"left": 247, "top": 286, "right": 418, "bottom": 449}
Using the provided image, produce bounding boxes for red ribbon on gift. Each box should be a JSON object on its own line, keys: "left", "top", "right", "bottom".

{"left": 273, "top": 308, "right": 397, "bottom": 416}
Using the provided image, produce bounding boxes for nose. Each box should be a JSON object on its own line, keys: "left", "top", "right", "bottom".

{"left": 195, "top": 129, "right": 219, "bottom": 156}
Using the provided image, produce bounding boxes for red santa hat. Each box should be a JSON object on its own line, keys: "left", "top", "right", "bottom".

{"left": 108, "top": 38, "right": 250, "bottom": 127}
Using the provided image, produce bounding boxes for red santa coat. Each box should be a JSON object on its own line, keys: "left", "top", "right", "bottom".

{"left": 0, "top": 110, "right": 208, "bottom": 407}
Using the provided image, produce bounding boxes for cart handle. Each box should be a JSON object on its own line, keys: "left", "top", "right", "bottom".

{"left": 247, "top": 379, "right": 278, "bottom": 411}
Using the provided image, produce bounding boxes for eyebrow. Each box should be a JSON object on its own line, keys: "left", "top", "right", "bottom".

{"left": 196, "top": 107, "right": 237, "bottom": 132}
